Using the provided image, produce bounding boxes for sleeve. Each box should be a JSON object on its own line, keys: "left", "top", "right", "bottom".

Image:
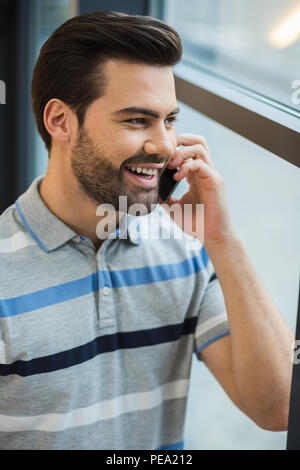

{"left": 194, "top": 259, "right": 230, "bottom": 361}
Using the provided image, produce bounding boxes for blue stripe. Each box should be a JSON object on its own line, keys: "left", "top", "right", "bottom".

{"left": 156, "top": 440, "right": 184, "bottom": 450}
{"left": 110, "top": 251, "right": 209, "bottom": 287}
{"left": 209, "top": 272, "right": 217, "bottom": 282}
{"left": 0, "top": 273, "right": 99, "bottom": 318}
{"left": 15, "top": 199, "right": 50, "bottom": 253}
{"left": 79, "top": 235, "right": 90, "bottom": 242}
{"left": 0, "top": 317, "right": 197, "bottom": 377}
{"left": 196, "top": 330, "right": 230, "bottom": 353}
{"left": 0, "top": 248, "right": 209, "bottom": 318}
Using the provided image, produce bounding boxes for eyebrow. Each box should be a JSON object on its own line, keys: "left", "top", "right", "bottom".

{"left": 112, "top": 106, "right": 180, "bottom": 119}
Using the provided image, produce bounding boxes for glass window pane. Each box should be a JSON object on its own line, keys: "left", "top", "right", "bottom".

{"left": 173, "top": 102, "right": 299, "bottom": 449}
{"left": 165, "top": 0, "right": 300, "bottom": 113}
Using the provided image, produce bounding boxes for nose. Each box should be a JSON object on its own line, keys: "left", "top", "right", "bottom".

{"left": 143, "top": 126, "right": 176, "bottom": 161}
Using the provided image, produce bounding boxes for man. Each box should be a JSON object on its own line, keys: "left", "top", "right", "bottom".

{"left": 0, "top": 11, "right": 294, "bottom": 450}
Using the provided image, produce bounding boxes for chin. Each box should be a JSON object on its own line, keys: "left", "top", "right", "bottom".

{"left": 119, "top": 185, "right": 157, "bottom": 215}
{"left": 130, "top": 195, "right": 158, "bottom": 217}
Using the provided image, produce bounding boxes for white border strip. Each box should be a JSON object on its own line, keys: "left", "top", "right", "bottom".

{"left": 195, "top": 313, "right": 228, "bottom": 340}
{"left": 0, "top": 339, "right": 6, "bottom": 364}
{"left": 0, "top": 231, "right": 36, "bottom": 253}
{"left": 0, "top": 379, "right": 190, "bottom": 432}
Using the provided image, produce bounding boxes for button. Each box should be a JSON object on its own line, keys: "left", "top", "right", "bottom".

{"left": 73, "top": 236, "right": 81, "bottom": 243}
{"left": 102, "top": 287, "right": 110, "bottom": 296}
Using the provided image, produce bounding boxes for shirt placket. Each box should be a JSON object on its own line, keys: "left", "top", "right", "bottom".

{"left": 97, "top": 242, "right": 115, "bottom": 328}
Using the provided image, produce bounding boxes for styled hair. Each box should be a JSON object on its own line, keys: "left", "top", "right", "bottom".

{"left": 31, "top": 11, "right": 183, "bottom": 152}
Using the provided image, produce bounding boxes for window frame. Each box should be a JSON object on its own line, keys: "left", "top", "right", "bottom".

{"left": 151, "top": 0, "right": 299, "bottom": 168}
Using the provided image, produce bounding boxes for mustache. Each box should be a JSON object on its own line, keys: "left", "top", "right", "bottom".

{"left": 121, "top": 155, "right": 167, "bottom": 167}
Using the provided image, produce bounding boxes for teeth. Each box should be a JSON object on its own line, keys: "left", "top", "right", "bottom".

{"left": 126, "top": 166, "right": 158, "bottom": 176}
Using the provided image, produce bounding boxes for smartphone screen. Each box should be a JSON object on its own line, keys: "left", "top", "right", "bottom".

{"left": 158, "top": 166, "right": 180, "bottom": 202}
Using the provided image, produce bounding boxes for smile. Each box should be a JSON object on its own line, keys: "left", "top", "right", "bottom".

{"left": 123, "top": 165, "right": 159, "bottom": 187}
{"left": 125, "top": 166, "right": 158, "bottom": 177}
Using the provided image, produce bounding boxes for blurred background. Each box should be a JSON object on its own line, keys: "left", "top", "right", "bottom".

{"left": 0, "top": 0, "right": 299, "bottom": 450}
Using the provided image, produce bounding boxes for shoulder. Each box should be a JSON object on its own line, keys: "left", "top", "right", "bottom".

{"left": 0, "top": 203, "right": 22, "bottom": 249}
{"left": 0, "top": 203, "right": 17, "bottom": 234}
{"left": 0, "top": 203, "right": 35, "bottom": 252}
{"left": 0, "top": 203, "right": 37, "bottom": 296}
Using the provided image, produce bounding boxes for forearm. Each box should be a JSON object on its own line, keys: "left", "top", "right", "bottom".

{"left": 205, "top": 235, "right": 294, "bottom": 428}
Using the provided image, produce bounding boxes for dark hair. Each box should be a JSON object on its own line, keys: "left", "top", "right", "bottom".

{"left": 31, "top": 11, "right": 183, "bottom": 153}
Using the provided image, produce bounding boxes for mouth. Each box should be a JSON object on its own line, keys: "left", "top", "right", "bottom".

{"left": 122, "top": 164, "right": 164, "bottom": 188}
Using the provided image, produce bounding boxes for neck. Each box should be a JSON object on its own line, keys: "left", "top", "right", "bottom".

{"left": 39, "top": 157, "right": 119, "bottom": 251}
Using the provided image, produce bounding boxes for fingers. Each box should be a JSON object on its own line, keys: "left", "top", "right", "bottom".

{"left": 163, "top": 134, "right": 220, "bottom": 191}
{"left": 176, "top": 133, "right": 209, "bottom": 153}
{"left": 168, "top": 142, "right": 215, "bottom": 170}
{"left": 173, "top": 158, "right": 215, "bottom": 181}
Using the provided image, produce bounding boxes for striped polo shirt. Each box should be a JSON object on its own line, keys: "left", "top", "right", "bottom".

{"left": 0, "top": 175, "right": 229, "bottom": 450}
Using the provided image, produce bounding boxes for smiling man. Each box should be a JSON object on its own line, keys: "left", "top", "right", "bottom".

{"left": 0, "top": 11, "right": 294, "bottom": 450}
{"left": 44, "top": 58, "right": 180, "bottom": 247}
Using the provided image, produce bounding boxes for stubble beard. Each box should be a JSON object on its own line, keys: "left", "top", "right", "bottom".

{"left": 70, "top": 127, "right": 159, "bottom": 215}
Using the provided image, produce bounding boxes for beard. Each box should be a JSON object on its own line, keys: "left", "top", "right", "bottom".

{"left": 70, "top": 127, "right": 164, "bottom": 215}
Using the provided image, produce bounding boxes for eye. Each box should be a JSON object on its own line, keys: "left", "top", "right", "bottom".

{"left": 124, "top": 118, "right": 147, "bottom": 125}
{"left": 123, "top": 117, "right": 178, "bottom": 126}
{"left": 165, "top": 117, "right": 178, "bottom": 126}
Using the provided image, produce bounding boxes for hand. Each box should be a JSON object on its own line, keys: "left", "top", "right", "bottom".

{"left": 158, "top": 133, "right": 237, "bottom": 248}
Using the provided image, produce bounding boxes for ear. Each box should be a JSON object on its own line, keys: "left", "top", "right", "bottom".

{"left": 43, "top": 99, "right": 76, "bottom": 147}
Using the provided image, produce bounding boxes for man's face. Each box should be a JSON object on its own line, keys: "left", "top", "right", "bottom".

{"left": 70, "top": 59, "right": 179, "bottom": 214}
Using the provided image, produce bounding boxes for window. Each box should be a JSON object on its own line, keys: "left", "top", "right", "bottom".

{"left": 156, "top": 0, "right": 300, "bottom": 450}
{"left": 165, "top": 0, "right": 300, "bottom": 114}
{"left": 174, "top": 104, "right": 299, "bottom": 450}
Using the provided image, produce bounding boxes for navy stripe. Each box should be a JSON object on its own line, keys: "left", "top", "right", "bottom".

{"left": 209, "top": 272, "right": 217, "bottom": 282}
{"left": 0, "top": 248, "right": 209, "bottom": 318}
{"left": 0, "top": 316, "right": 198, "bottom": 377}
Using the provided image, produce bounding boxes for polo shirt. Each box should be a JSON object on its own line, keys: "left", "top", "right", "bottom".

{"left": 0, "top": 175, "right": 230, "bottom": 450}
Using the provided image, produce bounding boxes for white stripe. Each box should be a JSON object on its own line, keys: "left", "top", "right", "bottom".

{"left": 195, "top": 314, "right": 228, "bottom": 340}
{"left": 0, "top": 339, "right": 6, "bottom": 364}
{"left": 0, "top": 231, "right": 36, "bottom": 253}
{"left": 0, "top": 379, "right": 190, "bottom": 432}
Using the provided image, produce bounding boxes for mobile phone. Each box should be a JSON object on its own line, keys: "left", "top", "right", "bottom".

{"left": 158, "top": 166, "right": 180, "bottom": 202}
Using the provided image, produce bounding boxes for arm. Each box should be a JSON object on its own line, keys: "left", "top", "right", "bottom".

{"left": 165, "top": 133, "right": 294, "bottom": 430}
{"left": 201, "top": 236, "right": 294, "bottom": 431}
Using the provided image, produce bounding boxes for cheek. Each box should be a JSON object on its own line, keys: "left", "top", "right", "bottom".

{"left": 107, "top": 131, "right": 145, "bottom": 162}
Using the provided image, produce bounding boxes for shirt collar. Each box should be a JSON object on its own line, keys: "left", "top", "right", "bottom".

{"left": 16, "top": 176, "right": 140, "bottom": 252}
